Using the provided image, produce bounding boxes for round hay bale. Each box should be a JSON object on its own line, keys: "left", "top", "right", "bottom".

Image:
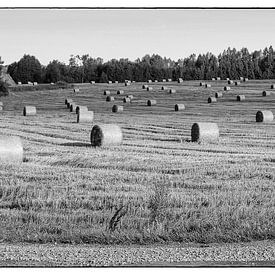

{"left": 125, "top": 82, "right": 130, "bottom": 86}
{"left": 154, "top": 80, "right": 158, "bottom": 82}
{"left": 178, "top": 78, "right": 183, "bottom": 83}
{"left": 147, "top": 87, "right": 153, "bottom": 91}
{"left": 256, "top": 110, "right": 274, "bottom": 122}
{"left": 208, "top": 97, "right": 217, "bottom": 103}
{"left": 74, "top": 88, "right": 80, "bottom": 92}
{"left": 18, "top": 82, "right": 22, "bottom": 85}
{"left": 27, "top": 81, "right": 33, "bottom": 85}
{"left": 169, "top": 89, "right": 176, "bottom": 94}
{"left": 175, "top": 104, "right": 185, "bottom": 111}
{"left": 77, "top": 110, "right": 94, "bottom": 123}
{"left": 205, "top": 84, "right": 211, "bottom": 88}
{"left": 50, "top": 82, "right": 55, "bottom": 85}
{"left": 200, "top": 82, "right": 205, "bottom": 86}
{"left": 262, "top": 91, "right": 271, "bottom": 96}
{"left": 237, "top": 95, "right": 245, "bottom": 101}
{"left": 0, "top": 102, "right": 3, "bottom": 106}
{"left": 0, "top": 106, "right": 3, "bottom": 112}
{"left": 108, "top": 81, "right": 112, "bottom": 84}
{"left": 147, "top": 99, "right": 157, "bottom": 106}
{"left": 142, "top": 84, "right": 148, "bottom": 89}
{"left": 191, "top": 122, "right": 219, "bottom": 143}
{"left": 115, "top": 81, "right": 118, "bottom": 84}
{"left": 76, "top": 106, "right": 88, "bottom": 115}
{"left": 148, "top": 80, "right": 152, "bottom": 83}
{"left": 0, "top": 136, "right": 23, "bottom": 164}
{"left": 228, "top": 80, "right": 234, "bottom": 84}
{"left": 23, "top": 106, "right": 36, "bottom": 116}
{"left": 106, "top": 96, "right": 114, "bottom": 102}
{"left": 224, "top": 86, "right": 230, "bottom": 91}
{"left": 212, "top": 78, "right": 215, "bottom": 81}
{"left": 235, "top": 81, "right": 241, "bottom": 86}
{"left": 161, "top": 86, "right": 166, "bottom": 90}
{"left": 271, "top": 84, "right": 274, "bottom": 89}
{"left": 65, "top": 98, "right": 73, "bottom": 105}
{"left": 244, "top": 78, "right": 249, "bottom": 82}
{"left": 240, "top": 77, "right": 244, "bottom": 81}
{"left": 127, "top": 95, "right": 134, "bottom": 99}
{"left": 112, "top": 105, "right": 123, "bottom": 113}
{"left": 33, "top": 82, "right": 38, "bottom": 86}
{"left": 167, "top": 78, "right": 172, "bottom": 82}
{"left": 117, "top": 90, "right": 124, "bottom": 95}
{"left": 91, "top": 124, "right": 122, "bottom": 147}
{"left": 215, "top": 92, "right": 223, "bottom": 98}
{"left": 226, "top": 78, "right": 230, "bottom": 81}
{"left": 90, "top": 81, "right": 95, "bottom": 84}
{"left": 104, "top": 90, "right": 111, "bottom": 95}
{"left": 123, "top": 97, "right": 131, "bottom": 103}
{"left": 70, "top": 103, "right": 77, "bottom": 112}
{"left": 216, "top": 77, "right": 221, "bottom": 81}
{"left": 162, "top": 79, "right": 166, "bottom": 82}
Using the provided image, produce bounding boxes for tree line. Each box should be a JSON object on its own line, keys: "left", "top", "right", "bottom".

{"left": 6, "top": 46, "right": 275, "bottom": 84}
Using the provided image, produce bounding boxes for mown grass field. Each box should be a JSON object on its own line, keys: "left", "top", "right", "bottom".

{"left": 0, "top": 79, "right": 274, "bottom": 244}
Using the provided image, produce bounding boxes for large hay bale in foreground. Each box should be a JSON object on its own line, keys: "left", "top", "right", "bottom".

{"left": 70, "top": 103, "right": 77, "bottom": 112}
{"left": 74, "top": 88, "right": 80, "bottom": 92}
{"left": 117, "top": 90, "right": 124, "bottom": 95}
{"left": 77, "top": 110, "right": 94, "bottom": 123}
{"left": 175, "top": 104, "right": 185, "bottom": 111}
{"left": 237, "top": 95, "right": 245, "bottom": 101}
{"left": 23, "top": 106, "right": 36, "bottom": 116}
{"left": 256, "top": 110, "right": 274, "bottom": 122}
{"left": 106, "top": 96, "right": 114, "bottom": 102}
{"left": 169, "top": 89, "right": 176, "bottom": 94}
{"left": 0, "top": 136, "right": 23, "bottom": 164}
{"left": 262, "top": 91, "right": 271, "bottom": 96}
{"left": 208, "top": 97, "right": 217, "bottom": 103}
{"left": 147, "top": 99, "right": 157, "bottom": 106}
{"left": 191, "top": 122, "right": 219, "bottom": 143}
{"left": 215, "top": 92, "right": 223, "bottom": 98}
{"left": 112, "top": 105, "right": 123, "bottom": 113}
{"left": 91, "top": 124, "right": 123, "bottom": 147}
{"left": 104, "top": 90, "right": 111, "bottom": 95}
{"left": 224, "top": 86, "right": 230, "bottom": 91}
{"left": 76, "top": 106, "right": 88, "bottom": 115}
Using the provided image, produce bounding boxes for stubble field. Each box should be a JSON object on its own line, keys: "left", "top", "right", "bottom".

{"left": 0, "top": 79, "right": 274, "bottom": 245}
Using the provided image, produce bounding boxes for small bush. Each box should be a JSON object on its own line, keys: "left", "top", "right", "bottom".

{"left": 0, "top": 81, "right": 9, "bottom": 96}
{"left": 56, "top": 80, "right": 69, "bottom": 89}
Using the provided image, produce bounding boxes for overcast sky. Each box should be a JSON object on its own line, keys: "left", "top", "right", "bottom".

{"left": 0, "top": 9, "right": 275, "bottom": 65}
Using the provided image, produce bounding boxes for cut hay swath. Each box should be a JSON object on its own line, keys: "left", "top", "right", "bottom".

{"left": 205, "top": 84, "right": 211, "bottom": 88}
{"left": 117, "top": 90, "right": 124, "bottom": 95}
{"left": 112, "top": 105, "right": 123, "bottom": 113}
{"left": 262, "top": 91, "right": 271, "bottom": 96}
{"left": 23, "top": 106, "right": 36, "bottom": 116}
{"left": 106, "top": 96, "right": 114, "bottom": 102}
{"left": 237, "top": 95, "right": 245, "bottom": 101}
{"left": 0, "top": 136, "right": 23, "bottom": 164}
{"left": 215, "top": 92, "right": 223, "bottom": 98}
{"left": 142, "top": 84, "right": 148, "bottom": 89}
{"left": 104, "top": 90, "right": 111, "bottom": 95}
{"left": 147, "top": 87, "right": 153, "bottom": 91}
{"left": 200, "top": 82, "right": 205, "bottom": 86}
{"left": 228, "top": 80, "right": 234, "bottom": 84}
{"left": 90, "top": 124, "right": 123, "bottom": 147}
{"left": 175, "top": 104, "right": 185, "bottom": 111}
{"left": 256, "top": 110, "right": 274, "bottom": 122}
{"left": 77, "top": 110, "right": 94, "bottom": 123}
{"left": 123, "top": 97, "right": 131, "bottom": 103}
{"left": 147, "top": 99, "right": 157, "bottom": 106}
{"left": 235, "top": 81, "right": 241, "bottom": 86}
{"left": 191, "top": 122, "right": 219, "bottom": 143}
{"left": 74, "top": 88, "right": 80, "bottom": 92}
{"left": 169, "top": 89, "right": 176, "bottom": 94}
{"left": 208, "top": 97, "right": 217, "bottom": 103}
{"left": 224, "top": 86, "right": 230, "bottom": 91}
{"left": 76, "top": 106, "right": 88, "bottom": 115}
{"left": 70, "top": 103, "right": 77, "bottom": 112}
{"left": 271, "top": 84, "right": 274, "bottom": 89}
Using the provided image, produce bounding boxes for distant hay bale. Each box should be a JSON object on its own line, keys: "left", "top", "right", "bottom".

{"left": 167, "top": 78, "right": 172, "bottom": 82}
{"left": 0, "top": 102, "right": 3, "bottom": 106}
{"left": 175, "top": 104, "right": 185, "bottom": 111}
{"left": 235, "top": 81, "right": 241, "bottom": 86}
{"left": 70, "top": 103, "right": 77, "bottom": 112}
{"left": 74, "top": 88, "right": 80, "bottom": 93}
{"left": 215, "top": 92, "right": 223, "bottom": 98}
{"left": 148, "top": 80, "right": 152, "bottom": 83}
{"left": 262, "top": 91, "right": 271, "bottom": 96}
{"left": 106, "top": 96, "right": 114, "bottom": 102}
{"left": 271, "top": 84, "right": 274, "bottom": 89}
{"left": 125, "top": 82, "right": 130, "bottom": 86}
{"left": 200, "top": 82, "right": 205, "bottom": 86}
{"left": 224, "top": 86, "right": 230, "bottom": 91}
{"left": 216, "top": 77, "right": 221, "bottom": 81}
{"left": 147, "top": 99, "right": 157, "bottom": 106}
{"left": 226, "top": 78, "right": 230, "bottom": 81}
{"left": 104, "top": 90, "right": 111, "bottom": 95}
{"left": 90, "top": 124, "right": 123, "bottom": 147}
{"left": 147, "top": 87, "right": 153, "bottom": 91}
{"left": 142, "top": 84, "right": 148, "bottom": 89}
{"left": 240, "top": 77, "right": 244, "bottom": 81}
{"left": 205, "top": 84, "right": 211, "bottom": 88}
{"left": 191, "top": 122, "right": 219, "bottom": 143}
{"left": 112, "top": 105, "right": 123, "bottom": 113}
{"left": 237, "top": 95, "right": 245, "bottom": 101}
{"left": 117, "top": 90, "right": 124, "bottom": 95}
{"left": 115, "top": 81, "right": 118, "bottom": 83}
{"left": 50, "top": 82, "right": 55, "bottom": 85}
{"left": 154, "top": 80, "right": 158, "bottom": 82}
{"left": 162, "top": 79, "right": 166, "bottom": 82}
{"left": 108, "top": 81, "right": 112, "bottom": 84}
{"left": 76, "top": 106, "right": 88, "bottom": 115}
{"left": 90, "top": 81, "right": 95, "bottom": 84}
{"left": 23, "top": 106, "right": 36, "bottom": 116}
{"left": 208, "top": 97, "right": 217, "bottom": 103}
{"left": 27, "top": 81, "right": 32, "bottom": 85}
{"left": 65, "top": 98, "right": 73, "bottom": 105}
{"left": 256, "top": 110, "right": 274, "bottom": 122}
{"left": 0, "top": 136, "right": 23, "bottom": 164}
{"left": 244, "top": 78, "right": 249, "bottom": 82}
{"left": 18, "top": 82, "right": 22, "bottom": 85}
{"left": 169, "top": 89, "right": 176, "bottom": 94}
{"left": 77, "top": 110, "right": 94, "bottom": 123}
{"left": 127, "top": 95, "right": 134, "bottom": 99}
{"left": 123, "top": 97, "right": 131, "bottom": 103}
{"left": 228, "top": 80, "right": 233, "bottom": 84}
{"left": 178, "top": 78, "right": 183, "bottom": 83}
{"left": 33, "top": 82, "right": 38, "bottom": 86}
{"left": 212, "top": 78, "right": 215, "bottom": 81}
{"left": 161, "top": 86, "right": 166, "bottom": 90}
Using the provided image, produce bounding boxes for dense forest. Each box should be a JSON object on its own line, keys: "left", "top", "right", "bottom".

{"left": 6, "top": 46, "right": 275, "bottom": 84}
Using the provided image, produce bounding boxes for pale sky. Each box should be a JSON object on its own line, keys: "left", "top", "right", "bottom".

{"left": 0, "top": 9, "right": 275, "bottom": 65}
